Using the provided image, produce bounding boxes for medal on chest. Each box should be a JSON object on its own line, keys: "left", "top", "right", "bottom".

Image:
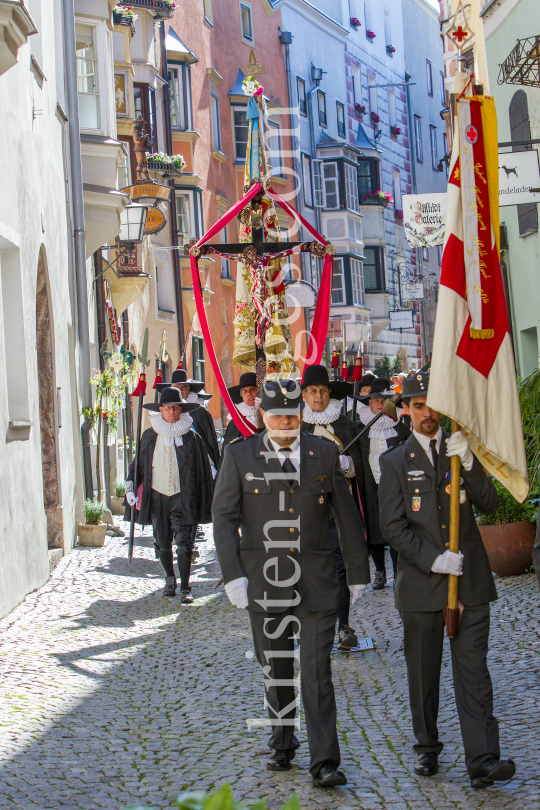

{"left": 412, "top": 496, "right": 421, "bottom": 512}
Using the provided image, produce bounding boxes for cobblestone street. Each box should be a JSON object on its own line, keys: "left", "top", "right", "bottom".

{"left": 0, "top": 520, "right": 539, "bottom": 810}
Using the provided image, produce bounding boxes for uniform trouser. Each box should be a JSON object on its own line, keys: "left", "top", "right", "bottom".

{"left": 249, "top": 604, "right": 340, "bottom": 777}
{"left": 400, "top": 604, "right": 500, "bottom": 775}
{"left": 329, "top": 513, "right": 350, "bottom": 630}
{"left": 150, "top": 490, "right": 196, "bottom": 587}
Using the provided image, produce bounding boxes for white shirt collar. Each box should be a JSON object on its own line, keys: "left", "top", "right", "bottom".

{"left": 413, "top": 427, "right": 443, "bottom": 465}
{"left": 267, "top": 435, "right": 301, "bottom": 470}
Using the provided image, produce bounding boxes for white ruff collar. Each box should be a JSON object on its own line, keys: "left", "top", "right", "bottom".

{"left": 149, "top": 411, "right": 193, "bottom": 446}
{"left": 227, "top": 398, "right": 261, "bottom": 428}
{"left": 185, "top": 391, "right": 199, "bottom": 403}
{"left": 302, "top": 398, "right": 343, "bottom": 425}
{"left": 358, "top": 407, "right": 398, "bottom": 440}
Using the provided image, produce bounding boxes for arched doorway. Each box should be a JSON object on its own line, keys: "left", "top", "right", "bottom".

{"left": 36, "top": 248, "right": 63, "bottom": 549}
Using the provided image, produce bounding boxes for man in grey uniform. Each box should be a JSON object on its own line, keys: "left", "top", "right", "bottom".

{"left": 378, "top": 371, "right": 515, "bottom": 789}
{"left": 212, "top": 380, "right": 370, "bottom": 788}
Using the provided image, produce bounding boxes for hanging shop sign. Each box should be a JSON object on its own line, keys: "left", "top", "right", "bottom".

{"left": 402, "top": 193, "right": 447, "bottom": 248}
{"left": 389, "top": 309, "right": 414, "bottom": 330}
{"left": 498, "top": 150, "right": 540, "bottom": 206}
{"left": 402, "top": 282, "right": 424, "bottom": 301}
{"left": 122, "top": 183, "right": 172, "bottom": 203}
{"left": 144, "top": 206, "right": 167, "bottom": 235}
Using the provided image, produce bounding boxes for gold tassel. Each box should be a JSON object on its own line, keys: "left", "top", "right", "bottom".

{"left": 470, "top": 328, "right": 495, "bottom": 339}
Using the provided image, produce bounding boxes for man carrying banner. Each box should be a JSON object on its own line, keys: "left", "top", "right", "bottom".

{"left": 378, "top": 371, "right": 515, "bottom": 788}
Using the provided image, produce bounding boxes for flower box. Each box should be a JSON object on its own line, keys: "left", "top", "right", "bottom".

{"left": 370, "top": 111, "right": 380, "bottom": 125}
{"left": 146, "top": 152, "right": 186, "bottom": 177}
{"left": 394, "top": 209, "right": 404, "bottom": 221}
{"left": 366, "top": 30, "right": 376, "bottom": 40}
{"left": 390, "top": 125, "right": 402, "bottom": 137}
{"left": 113, "top": 10, "right": 136, "bottom": 26}
{"left": 386, "top": 45, "right": 396, "bottom": 55}
{"left": 360, "top": 190, "right": 394, "bottom": 208}
{"left": 355, "top": 103, "right": 366, "bottom": 116}
{"left": 116, "top": 0, "right": 177, "bottom": 19}
{"left": 350, "top": 17, "right": 361, "bottom": 29}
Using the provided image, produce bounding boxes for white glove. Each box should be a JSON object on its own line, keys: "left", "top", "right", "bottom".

{"left": 126, "top": 491, "right": 137, "bottom": 507}
{"left": 431, "top": 549, "right": 464, "bottom": 576}
{"left": 224, "top": 576, "right": 249, "bottom": 609}
{"left": 339, "top": 455, "right": 351, "bottom": 473}
{"left": 445, "top": 431, "right": 474, "bottom": 471}
{"left": 349, "top": 584, "right": 367, "bottom": 605}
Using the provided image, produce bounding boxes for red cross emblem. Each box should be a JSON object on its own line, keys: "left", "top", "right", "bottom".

{"left": 466, "top": 125, "right": 478, "bottom": 144}
{"left": 452, "top": 25, "right": 468, "bottom": 44}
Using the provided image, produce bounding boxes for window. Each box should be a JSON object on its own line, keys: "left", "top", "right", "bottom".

{"left": 345, "top": 163, "right": 359, "bottom": 212}
{"left": 350, "top": 257, "right": 365, "bottom": 306}
{"left": 439, "top": 69, "right": 446, "bottom": 106}
{"left": 302, "top": 153, "right": 313, "bottom": 208}
{"left": 240, "top": 3, "right": 252, "bottom": 42}
{"left": 392, "top": 170, "right": 401, "bottom": 211}
{"left": 430, "top": 125, "right": 438, "bottom": 171}
{"left": 297, "top": 78, "right": 306, "bottom": 116}
{"left": 1, "top": 245, "right": 30, "bottom": 422}
{"left": 337, "top": 102, "right": 345, "bottom": 138}
{"left": 168, "top": 65, "right": 193, "bottom": 131}
{"left": 233, "top": 106, "right": 248, "bottom": 160}
{"left": 358, "top": 157, "right": 379, "bottom": 196}
{"left": 176, "top": 193, "right": 192, "bottom": 246}
{"left": 349, "top": 217, "right": 362, "bottom": 243}
{"left": 318, "top": 91, "right": 327, "bottom": 127}
{"left": 363, "top": 247, "right": 384, "bottom": 291}
{"left": 332, "top": 258, "right": 345, "bottom": 304}
{"left": 384, "top": 10, "right": 392, "bottom": 48}
{"left": 422, "top": 247, "right": 429, "bottom": 262}
{"left": 134, "top": 83, "right": 157, "bottom": 149}
{"left": 75, "top": 23, "right": 100, "bottom": 129}
{"left": 210, "top": 85, "right": 220, "bottom": 150}
{"left": 364, "top": 0, "right": 373, "bottom": 31}
{"left": 426, "top": 59, "right": 433, "bottom": 97}
{"left": 203, "top": 0, "right": 213, "bottom": 23}
{"left": 267, "top": 116, "right": 283, "bottom": 175}
{"left": 388, "top": 90, "right": 396, "bottom": 127}
{"left": 368, "top": 73, "right": 377, "bottom": 116}
{"left": 313, "top": 159, "right": 324, "bottom": 207}
{"left": 309, "top": 254, "right": 321, "bottom": 288}
{"left": 509, "top": 89, "right": 538, "bottom": 235}
{"left": 443, "top": 132, "right": 449, "bottom": 177}
{"left": 117, "top": 142, "right": 131, "bottom": 189}
{"left": 414, "top": 115, "right": 423, "bottom": 163}
{"left": 437, "top": 245, "right": 443, "bottom": 265}
{"left": 352, "top": 67, "right": 361, "bottom": 108}
{"left": 192, "top": 336, "right": 205, "bottom": 382}
{"left": 219, "top": 225, "right": 229, "bottom": 277}
{"left": 323, "top": 162, "right": 339, "bottom": 209}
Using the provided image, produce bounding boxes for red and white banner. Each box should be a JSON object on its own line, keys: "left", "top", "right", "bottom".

{"left": 427, "top": 95, "right": 528, "bottom": 502}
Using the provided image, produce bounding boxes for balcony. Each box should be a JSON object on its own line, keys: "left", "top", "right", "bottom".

{"left": 116, "top": 0, "right": 177, "bottom": 19}
{"left": 0, "top": 1, "right": 37, "bottom": 75}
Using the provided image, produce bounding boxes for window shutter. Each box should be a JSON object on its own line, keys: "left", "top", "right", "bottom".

{"left": 313, "top": 159, "right": 324, "bottom": 207}
{"left": 345, "top": 163, "right": 359, "bottom": 212}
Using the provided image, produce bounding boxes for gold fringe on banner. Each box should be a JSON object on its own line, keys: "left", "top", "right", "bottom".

{"left": 470, "top": 328, "right": 495, "bottom": 339}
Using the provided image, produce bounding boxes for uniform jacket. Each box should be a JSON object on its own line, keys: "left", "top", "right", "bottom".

{"left": 355, "top": 421, "right": 411, "bottom": 545}
{"left": 191, "top": 405, "right": 220, "bottom": 467}
{"left": 218, "top": 420, "right": 263, "bottom": 471}
{"left": 378, "top": 431, "right": 498, "bottom": 611}
{"left": 212, "top": 431, "right": 370, "bottom": 613}
{"left": 126, "top": 427, "right": 213, "bottom": 526}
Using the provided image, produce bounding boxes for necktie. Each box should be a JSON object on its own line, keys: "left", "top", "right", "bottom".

{"left": 280, "top": 447, "right": 297, "bottom": 485}
{"left": 430, "top": 438, "right": 439, "bottom": 470}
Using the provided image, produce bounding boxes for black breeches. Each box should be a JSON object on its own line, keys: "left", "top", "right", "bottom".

{"left": 150, "top": 490, "right": 196, "bottom": 586}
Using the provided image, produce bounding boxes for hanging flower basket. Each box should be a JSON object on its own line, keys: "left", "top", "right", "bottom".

{"left": 360, "top": 190, "right": 393, "bottom": 208}
{"left": 146, "top": 151, "right": 186, "bottom": 178}
{"left": 350, "top": 17, "right": 361, "bottom": 30}
{"left": 115, "top": 0, "right": 178, "bottom": 19}
{"left": 390, "top": 125, "right": 402, "bottom": 137}
{"left": 113, "top": 7, "right": 138, "bottom": 28}
{"left": 370, "top": 111, "right": 380, "bottom": 125}
{"left": 366, "top": 30, "right": 376, "bottom": 40}
{"left": 386, "top": 45, "right": 396, "bottom": 55}
{"left": 355, "top": 103, "right": 366, "bottom": 116}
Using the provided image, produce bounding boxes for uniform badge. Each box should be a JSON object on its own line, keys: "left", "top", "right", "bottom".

{"left": 408, "top": 470, "right": 424, "bottom": 477}
{"left": 412, "top": 496, "right": 421, "bottom": 512}
{"left": 319, "top": 496, "right": 324, "bottom": 504}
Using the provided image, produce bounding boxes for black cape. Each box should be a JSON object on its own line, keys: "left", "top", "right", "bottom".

{"left": 125, "top": 427, "right": 213, "bottom": 526}
{"left": 301, "top": 414, "right": 363, "bottom": 482}
{"left": 191, "top": 404, "right": 220, "bottom": 467}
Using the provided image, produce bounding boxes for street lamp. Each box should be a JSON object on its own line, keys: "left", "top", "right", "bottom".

{"left": 118, "top": 203, "right": 148, "bottom": 245}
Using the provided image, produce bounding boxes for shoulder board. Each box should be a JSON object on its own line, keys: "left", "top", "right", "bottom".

{"left": 381, "top": 442, "right": 405, "bottom": 456}
{"left": 230, "top": 432, "right": 258, "bottom": 444}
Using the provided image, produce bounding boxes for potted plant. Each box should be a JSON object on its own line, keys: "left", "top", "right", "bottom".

{"left": 111, "top": 479, "right": 127, "bottom": 515}
{"left": 390, "top": 125, "right": 402, "bottom": 137}
{"left": 366, "top": 30, "right": 376, "bottom": 41}
{"left": 394, "top": 208, "right": 404, "bottom": 222}
{"left": 355, "top": 103, "right": 366, "bottom": 116}
{"left": 112, "top": 4, "right": 138, "bottom": 25}
{"left": 78, "top": 499, "right": 107, "bottom": 547}
{"left": 360, "top": 190, "right": 393, "bottom": 207}
{"left": 386, "top": 45, "right": 396, "bottom": 55}
{"left": 370, "top": 111, "right": 380, "bottom": 125}
{"left": 350, "top": 17, "right": 361, "bottom": 30}
{"left": 146, "top": 151, "right": 186, "bottom": 177}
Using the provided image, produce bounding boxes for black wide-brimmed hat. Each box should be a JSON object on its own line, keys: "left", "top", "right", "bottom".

{"left": 260, "top": 380, "right": 305, "bottom": 412}
{"left": 143, "top": 386, "right": 200, "bottom": 412}
{"left": 301, "top": 364, "right": 352, "bottom": 401}
{"left": 358, "top": 373, "right": 376, "bottom": 388}
{"left": 401, "top": 371, "right": 429, "bottom": 399}
{"left": 355, "top": 377, "right": 394, "bottom": 404}
{"left": 228, "top": 372, "right": 257, "bottom": 405}
{"left": 155, "top": 368, "right": 205, "bottom": 393}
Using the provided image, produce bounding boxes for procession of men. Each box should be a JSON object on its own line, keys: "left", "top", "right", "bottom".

{"left": 125, "top": 362, "right": 516, "bottom": 792}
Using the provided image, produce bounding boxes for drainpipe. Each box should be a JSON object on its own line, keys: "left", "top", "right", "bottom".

{"left": 63, "top": 0, "right": 93, "bottom": 498}
{"left": 94, "top": 250, "right": 111, "bottom": 509}
{"left": 159, "top": 20, "right": 185, "bottom": 362}
{"left": 306, "top": 85, "right": 321, "bottom": 235}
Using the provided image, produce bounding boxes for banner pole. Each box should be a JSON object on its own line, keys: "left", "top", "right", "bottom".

{"left": 445, "top": 418, "right": 462, "bottom": 637}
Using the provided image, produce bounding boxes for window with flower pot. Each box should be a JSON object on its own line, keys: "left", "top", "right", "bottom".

{"left": 384, "top": 9, "right": 392, "bottom": 51}
{"left": 363, "top": 247, "right": 385, "bottom": 291}
{"left": 414, "top": 115, "right": 423, "bottom": 163}
{"left": 352, "top": 67, "right": 362, "bottom": 110}
{"left": 302, "top": 153, "right": 313, "bottom": 208}
{"left": 388, "top": 89, "right": 396, "bottom": 127}
{"left": 318, "top": 90, "right": 327, "bottom": 127}
{"left": 392, "top": 170, "right": 401, "bottom": 214}
{"left": 337, "top": 102, "right": 345, "bottom": 138}
{"left": 75, "top": 23, "right": 101, "bottom": 130}
{"left": 232, "top": 105, "right": 248, "bottom": 160}
{"left": 430, "top": 125, "right": 438, "bottom": 172}
{"left": 357, "top": 157, "right": 379, "bottom": 197}
{"left": 426, "top": 59, "right": 433, "bottom": 97}
{"left": 134, "top": 83, "right": 157, "bottom": 149}
{"left": 297, "top": 77, "right": 306, "bottom": 116}
{"left": 331, "top": 258, "right": 346, "bottom": 304}
{"left": 368, "top": 73, "right": 377, "bottom": 119}
{"left": 168, "top": 64, "right": 193, "bottom": 131}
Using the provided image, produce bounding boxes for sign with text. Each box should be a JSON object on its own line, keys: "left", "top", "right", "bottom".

{"left": 122, "top": 183, "right": 172, "bottom": 203}
{"left": 402, "top": 282, "right": 424, "bottom": 301}
{"left": 389, "top": 309, "right": 414, "bottom": 330}
{"left": 403, "top": 193, "right": 447, "bottom": 248}
{"left": 498, "top": 150, "right": 540, "bottom": 206}
{"left": 144, "top": 206, "right": 167, "bottom": 235}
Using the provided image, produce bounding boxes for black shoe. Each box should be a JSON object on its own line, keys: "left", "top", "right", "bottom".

{"left": 266, "top": 749, "right": 295, "bottom": 772}
{"left": 337, "top": 626, "right": 358, "bottom": 650}
{"left": 163, "top": 577, "right": 176, "bottom": 597}
{"left": 180, "top": 588, "right": 194, "bottom": 604}
{"left": 470, "top": 756, "right": 516, "bottom": 789}
{"left": 372, "top": 570, "right": 386, "bottom": 590}
{"left": 414, "top": 752, "right": 438, "bottom": 776}
{"left": 313, "top": 761, "right": 347, "bottom": 788}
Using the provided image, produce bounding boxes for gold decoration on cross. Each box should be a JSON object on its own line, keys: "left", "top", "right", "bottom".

{"left": 244, "top": 48, "right": 263, "bottom": 79}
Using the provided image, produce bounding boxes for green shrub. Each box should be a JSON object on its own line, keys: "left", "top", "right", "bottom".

{"left": 83, "top": 498, "right": 106, "bottom": 525}
{"left": 114, "top": 478, "right": 126, "bottom": 497}
{"left": 128, "top": 784, "right": 300, "bottom": 810}
{"left": 475, "top": 480, "right": 538, "bottom": 526}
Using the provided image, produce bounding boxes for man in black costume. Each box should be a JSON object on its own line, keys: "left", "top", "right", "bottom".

{"left": 219, "top": 372, "right": 263, "bottom": 461}
{"left": 300, "top": 365, "right": 364, "bottom": 650}
{"left": 125, "top": 387, "right": 214, "bottom": 601}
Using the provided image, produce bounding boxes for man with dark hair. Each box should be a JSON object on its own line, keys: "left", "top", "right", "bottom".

{"left": 212, "top": 380, "right": 370, "bottom": 788}
{"left": 378, "top": 371, "right": 515, "bottom": 789}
